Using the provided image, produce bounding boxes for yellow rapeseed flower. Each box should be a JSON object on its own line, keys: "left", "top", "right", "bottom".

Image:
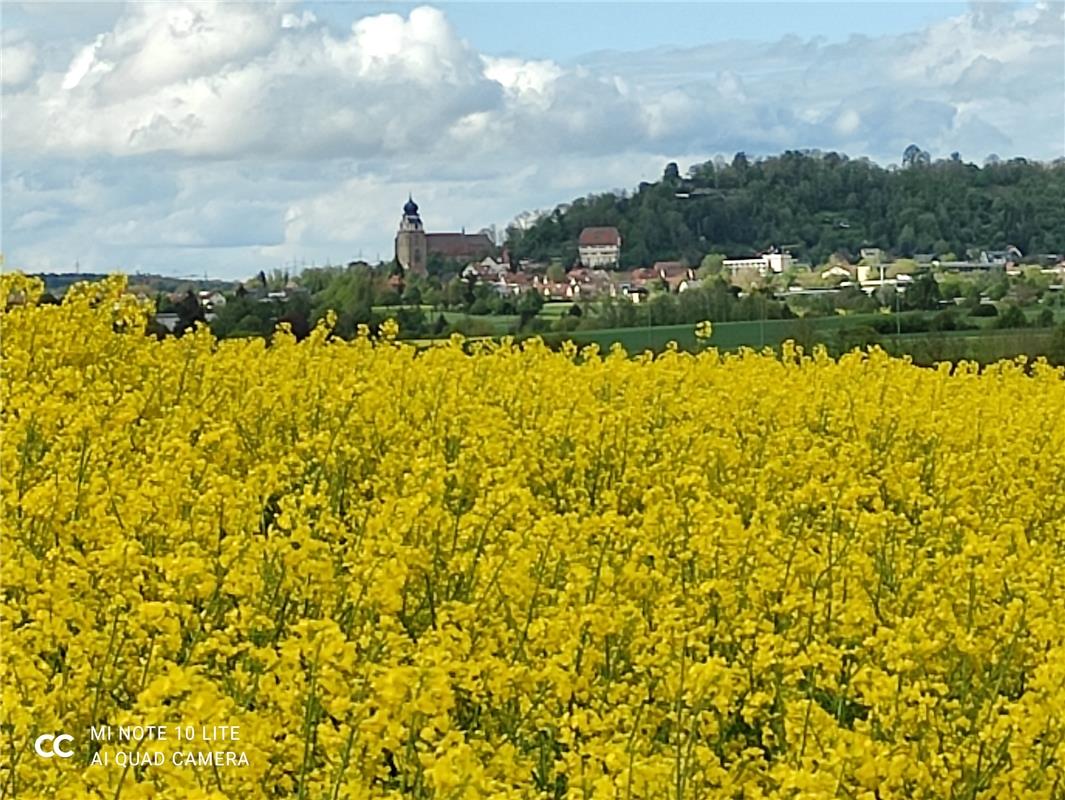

{"left": 1, "top": 273, "right": 1063, "bottom": 799}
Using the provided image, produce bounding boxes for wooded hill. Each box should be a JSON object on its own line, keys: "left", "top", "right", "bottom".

{"left": 505, "top": 149, "right": 1065, "bottom": 268}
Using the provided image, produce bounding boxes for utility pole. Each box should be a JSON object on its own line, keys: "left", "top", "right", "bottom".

{"left": 646, "top": 297, "right": 652, "bottom": 351}
{"left": 760, "top": 289, "right": 766, "bottom": 349}
{"left": 895, "top": 283, "right": 902, "bottom": 352}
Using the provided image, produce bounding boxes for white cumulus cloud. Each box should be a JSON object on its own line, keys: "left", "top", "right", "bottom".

{"left": 2, "top": 40, "right": 38, "bottom": 87}
{"left": 2, "top": 2, "right": 1061, "bottom": 279}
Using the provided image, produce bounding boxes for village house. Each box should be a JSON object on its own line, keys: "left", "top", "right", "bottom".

{"left": 462, "top": 256, "right": 514, "bottom": 288}
{"left": 197, "top": 290, "right": 227, "bottom": 311}
{"left": 820, "top": 265, "right": 853, "bottom": 280}
{"left": 652, "top": 261, "right": 698, "bottom": 292}
{"left": 499, "top": 267, "right": 616, "bottom": 301}
{"left": 855, "top": 267, "right": 913, "bottom": 295}
{"left": 617, "top": 283, "right": 649, "bottom": 303}
{"left": 612, "top": 263, "right": 697, "bottom": 301}
{"left": 567, "top": 267, "right": 614, "bottom": 296}
{"left": 533, "top": 279, "right": 572, "bottom": 301}
{"left": 492, "top": 271, "right": 531, "bottom": 297}
{"left": 475, "top": 256, "right": 510, "bottom": 276}
{"left": 980, "top": 246, "right": 1023, "bottom": 266}
{"left": 578, "top": 226, "right": 622, "bottom": 268}
{"left": 627, "top": 266, "right": 660, "bottom": 295}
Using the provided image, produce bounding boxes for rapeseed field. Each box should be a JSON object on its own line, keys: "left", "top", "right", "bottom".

{"left": 2, "top": 274, "right": 1063, "bottom": 799}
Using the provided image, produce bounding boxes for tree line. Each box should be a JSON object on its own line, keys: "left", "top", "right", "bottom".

{"left": 506, "top": 149, "right": 1065, "bottom": 268}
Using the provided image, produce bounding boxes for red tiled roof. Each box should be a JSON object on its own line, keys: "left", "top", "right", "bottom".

{"left": 426, "top": 233, "right": 496, "bottom": 260}
{"left": 653, "top": 261, "right": 687, "bottom": 276}
{"left": 542, "top": 281, "right": 569, "bottom": 297}
{"left": 577, "top": 270, "right": 612, "bottom": 285}
{"left": 578, "top": 226, "right": 621, "bottom": 247}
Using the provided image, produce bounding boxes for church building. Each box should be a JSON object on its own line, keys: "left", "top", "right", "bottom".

{"left": 394, "top": 196, "right": 497, "bottom": 275}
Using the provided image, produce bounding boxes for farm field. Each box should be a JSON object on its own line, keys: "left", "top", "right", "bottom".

{"left": 439, "top": 312, "right": 519, "bottom": 334}
{"left": 567, "top": 313, "right": 886, "bottom": 352}
{"left": 373, "top": 302, "right": 578, "bottom": 330}
{"left": 538, "top": 302, "right": 577, "bottom": 318}
{"left": 373, "top": 306, "right": 521, "bottom": 334}
{"left": 879, "top": 329, "right": 1058, "bottom": 366}
{"left": 3, "top": 274, "right": 1065, "bottom": 799}
{"left": 567, "top": 314, "right": 1064, "bottom": 360}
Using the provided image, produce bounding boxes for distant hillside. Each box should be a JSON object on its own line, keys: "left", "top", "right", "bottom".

{"left": 506, "top": 150, "right": 1065, "bottom": 268}
{"left": 31, "top": 272, "right": 234, "bottom": 296}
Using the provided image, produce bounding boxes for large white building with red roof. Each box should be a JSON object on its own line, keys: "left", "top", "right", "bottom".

{"left": 578, "top": 226, "right": 622, "bottom": 268}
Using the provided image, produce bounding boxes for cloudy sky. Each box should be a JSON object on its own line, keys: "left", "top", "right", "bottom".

{"left": 2, "top": 1, "right": 1063, "bottom": 280}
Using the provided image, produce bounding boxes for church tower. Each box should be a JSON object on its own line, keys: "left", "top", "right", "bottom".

{"left": 395, "top": 195, "right": 427, "bottom": 276}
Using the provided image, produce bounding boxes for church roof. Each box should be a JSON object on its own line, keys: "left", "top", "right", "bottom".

{"left": 426, "top": 232, "right": 496, "bottom": 260}
{"left": 403, "top": 195, "right": 419, "bottom": 216}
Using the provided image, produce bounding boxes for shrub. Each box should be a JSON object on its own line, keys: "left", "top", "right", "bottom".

{"left": 995, "top": 304, "right": 1028, "bottom": 329}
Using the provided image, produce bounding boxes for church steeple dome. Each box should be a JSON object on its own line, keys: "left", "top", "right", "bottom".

{"left": 396, "top": 194, "right": 427, "bottom": 276}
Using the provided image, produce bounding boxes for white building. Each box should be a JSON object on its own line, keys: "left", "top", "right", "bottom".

{"left": 578, "top": 227, "right": 622, "bottom": 268}
{"left": 724, "top": 252, "right": 793, "bottom": 277}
